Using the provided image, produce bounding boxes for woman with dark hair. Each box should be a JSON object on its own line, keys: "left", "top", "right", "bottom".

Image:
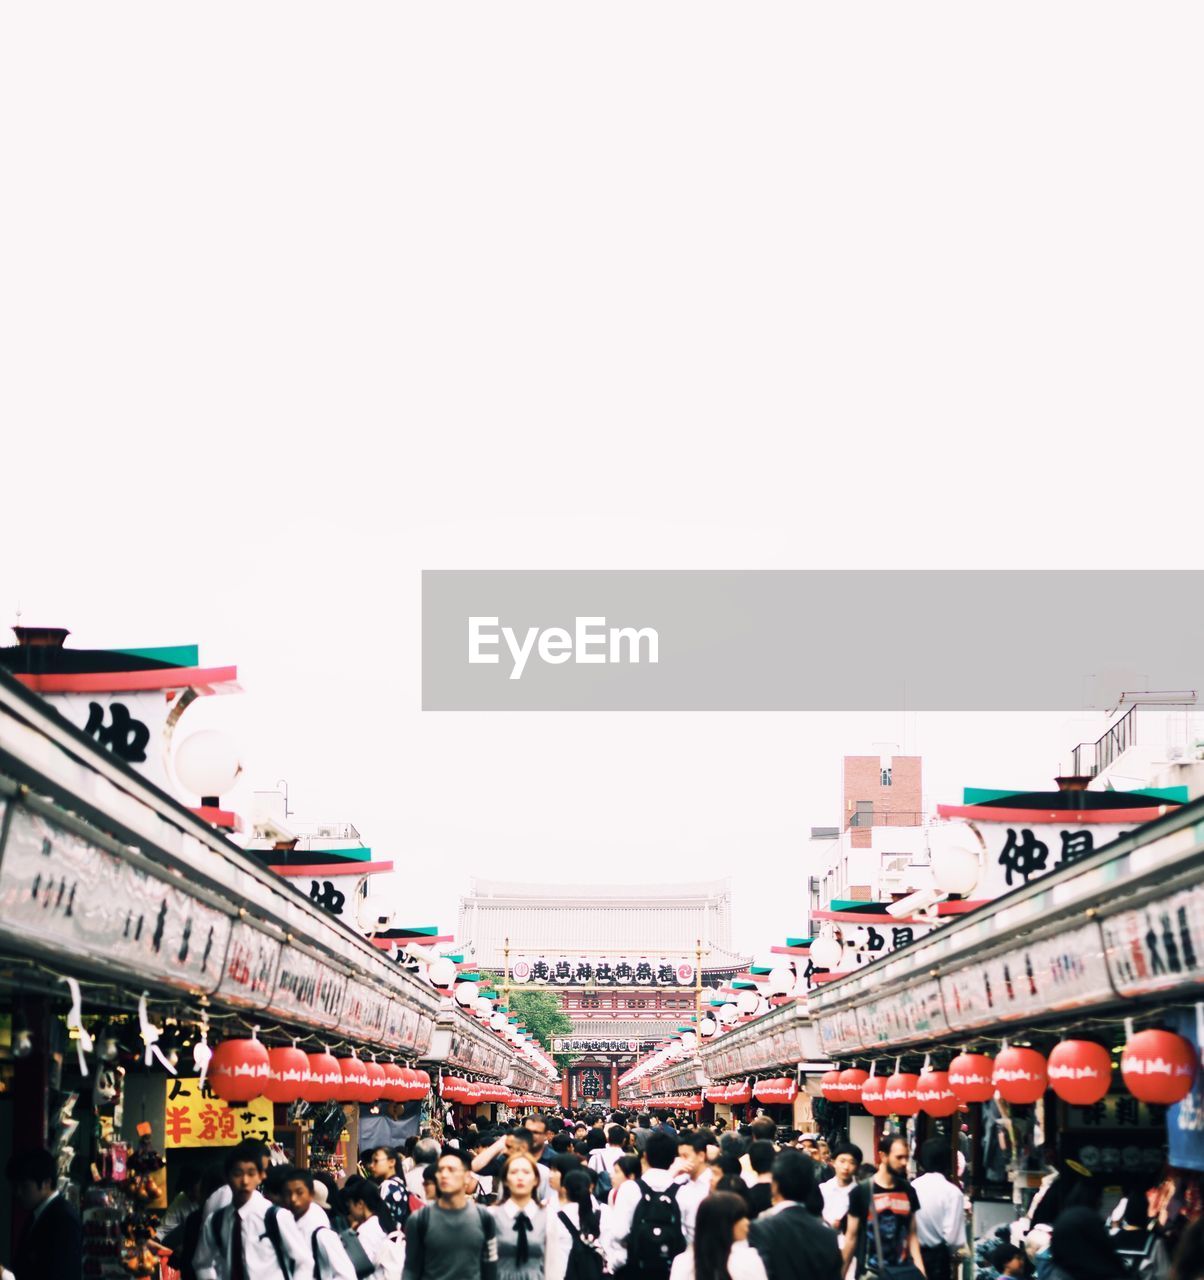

{"left": 671, "top": 1191, "right": 768, "bottom": 1280}
{"left": 549, "top": 1167, "right": 607, "bottom": 1280}
{"left": 342, "top": 1174, "right": 400, "bottom": 1277}
{"left": 608, "top": 1155, "right": 642, "bottom": 1207}
{"left": 491, "top": 1153, "right": 551, "bottom": 1280}
{"left": 366, "top": 1145, "right": 411, "bottom": 1230}
{"left": 1047, "top": 1208, "right": 1128, "bottom": 1280}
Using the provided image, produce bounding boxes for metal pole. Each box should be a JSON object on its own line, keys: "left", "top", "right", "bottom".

{"left": 503, "top": 935, "right": 510, "bottom": 1008}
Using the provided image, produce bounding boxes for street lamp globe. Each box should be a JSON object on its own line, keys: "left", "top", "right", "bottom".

{"left": 928, "top": 822, "right": 983, "bottom": 895}
{"left": 174, "top": 730, "right": 242, "bottom": 800}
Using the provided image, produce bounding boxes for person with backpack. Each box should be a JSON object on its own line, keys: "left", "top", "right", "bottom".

{"left": 607, "top": 1131, "right": 687, "bottom": 1280}
{"left": 589, "top": 1127, "right": 628, "bottom": 1203}
{"left": 343, "top": 1176, "right": 406, "bottom": 1280}
{"left": 283, "top": 1167, "right": 359, "bottom": 1280}
{"left": 192, "top": 1141, "right": 314, "bottom": 1280}
{"left": 404, "top": 1150, "right": 500, "bottom": 1280}
{"left": 550, "top": 1167, "right": 608, "bottom": 1280}
{"left": 491, "top": 1153, "right": 551, "bottom": 1280}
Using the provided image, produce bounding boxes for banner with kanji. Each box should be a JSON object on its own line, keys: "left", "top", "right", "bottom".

{"left": 164, "top": 1077, "right": 274, "bottom": 1149}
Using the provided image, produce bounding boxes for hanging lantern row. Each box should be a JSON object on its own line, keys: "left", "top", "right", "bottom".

{"left": 820, "top": 1028, "right": 1199, "bottom": 1115}
{"left": 752, "top": 1077, "right": 799, "bottom": 1105}
{"left": 641, "top": 1094, "right": 704, "bottom": 1112}
{"left": 442, "top": 1077, "right": 522, "bottom": 1105}
{"left": 208, "top": 1040, "right": 431, "bottom": 1104}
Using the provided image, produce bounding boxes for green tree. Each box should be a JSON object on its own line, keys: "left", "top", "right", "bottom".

{"left": 507, "top": 989, "right": 576, "bottom": 1072}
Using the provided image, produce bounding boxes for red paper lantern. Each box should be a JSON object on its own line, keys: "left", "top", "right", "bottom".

{"left": 860, "top": 1075, "right": 892, "bottom": 1116}
{"left": 411, "top": 1068, "right": 432, "bottom": 1100}
{"left": 380, "top": 1062, "right": 405, "bottom": 1102}
{"left": 1122, "top": 1029, "right": 1197, "bottom": 1105}
{"left": 993, "top": 1047, "right": 1047, "bottom": 1104}
{"left": 262, "top": 1046, "right": 311, "bottom": 1104}
{"left": 883, "top": 1073, "right": 920, "bottom": 1116}
{"left": 209, "top": 1038, "right": 271, "bottom": 1103}
{"left": 1048, "top": 1041, "right": 1113, "bottom": 1106}
{"left": 820, "top": 1070, "right": 842, "bottom": 1101}
{"left": 948, "top": 1053, "right": 996, "bottom": 1104}
{"left": 362, "top": 1060, "right": 387, "bottom": 1102}
{"left": 338, "top": 1056, "right": 370, "bottom": 1102}
{"left": 916, "top": 1070, "right": 959, "bottom": 1117}
{"left": 304, "top": 1052, "right": 343, "bottom": 1102}
{"left": 838, "top": 1068, "right": 868, "bottom": 1104}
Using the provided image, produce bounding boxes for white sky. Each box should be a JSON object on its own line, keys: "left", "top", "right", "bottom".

{"left": 2, "top": 4, "right": 1201, "bottom": 956}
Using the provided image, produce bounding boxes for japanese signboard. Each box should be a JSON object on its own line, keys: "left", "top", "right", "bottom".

{"left": 303, "top": 867, "right": 368, "bottom": 924}
{"left": 511, "top": 957, "right": 695, "bottom": 987}
{"left": 47, "top": 691, "right": 177, "bottom": 794}
{"left": 163, "top": 1077, "right": 274, "bottom": 1149}
{"left": 552, "top": 1037, "right": 640, "bottom": 1054}
{"left": 0, "top": 804, "right": 233, "bottom": 994}
{"left": 853, "top": 978, "right": 948, "bottom": 1049}
{"left": 1101, "top": 884, "right": 1204, "bottom": 999}
{"left": 342, "top": 981, "right": 393, "bottom": 1043}
{"left": 217, "top": 920, "right": 281, "bottom": 1009}
{"left": 967, "top": 819, "right": 1133, "bottom": 898}
{"left": 942, "top": 920, "right": 1114, "bottom": 1031}
{"left": 268, "top": 945, "right": 349, "bottom": 1029}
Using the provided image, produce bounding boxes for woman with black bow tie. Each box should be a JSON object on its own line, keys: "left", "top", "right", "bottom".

{"left": 492, "top": 1154, "right": 551, "bottom": 1280}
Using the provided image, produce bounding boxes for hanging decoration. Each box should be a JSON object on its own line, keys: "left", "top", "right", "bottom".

{"left": 948, "top": 1053, "right": 995, "bottom": 1103}
{"left": 61, "top": 976, "right": 95, "bottom": 1077}
{"left": 1121, "top": 1027, "right": 1197, "bottom": 1105}
{"left": 916, "top": 1069, "right": 959, "bottom": 1117}
{"left": 861, "top": 1071, "right": 891, "bottom": 1116}
{"left": 820, "top": 1069, "right": 843, "bottom": 1101}
{"left": 992, "top": 1045, "right": 1047, "bottom": 1104}
{"left": 883, "top": 1071, "right": 920, "bottom": 1116}
{"left": 837, "top": 1067, "right": 868, "bottom": 1103}
{"left": 305, "top": 1051, "right": 343, "bottom": 1102}
{"left": 1047, "top": 1040, "right": 1113, "bottom": 1106}
{"left": 263, "top": 1046, "right": 312, "bottom": 1104}
{"left": 137, "top": 992, "right": 177, "bottom": 1074}
{"left": 209, "top": 1037, "right": 271, "bottom": 1102}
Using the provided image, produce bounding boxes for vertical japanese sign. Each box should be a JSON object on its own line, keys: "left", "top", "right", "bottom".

{"left": 1168, "top": 1009, "right": 1204, "bottom": 1172}
{"left": 163, "top": 1077, "right": 274, "bottom": 1149}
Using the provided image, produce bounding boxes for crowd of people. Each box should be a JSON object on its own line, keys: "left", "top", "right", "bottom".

{"left": 4, "top": 1110, "right": 1204, "bottom": 1280}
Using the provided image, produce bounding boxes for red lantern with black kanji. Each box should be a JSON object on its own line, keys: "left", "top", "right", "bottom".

{"left": 861, "top": 1075, "right": 891, "bottom": 1116}
{"left": 305, "top": 1052, "right": 343, "bottom": 1102}
{"left": 209, "top": 1038, "right": 271, "bottom": 1103}
{"left": 948, "top": 1053, "right": 996, "bottom": 1104}
{"left": 820, "top": 1070, "right": 843, "bottom": 1102}
{"left": 993, "top": 1047, "right": 1047, "bottom": 1104}
{"left": 916, "top": 1070, "right": 959, "bottom": 1117}
{"left": 338, "top": 1056, "right": 371, "bottom": 1102}
{"left": 1122, "top": 1029, "right": 1197, "bottom": 1105}
{"left": 263, "top": 1046, "right": 311, "bottom": 1104}
{"left": 838, "top": 1068, "right": 868, "bottom": 1104}
{"left": 1048, "top": 1041, "right": 1113, "bottom": 1106}
{"left": 883, "top": 1072, "right": 920, "bottom": 1116}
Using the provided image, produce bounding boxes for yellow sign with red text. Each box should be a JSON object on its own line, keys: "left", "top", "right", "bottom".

{"left": 163, "top": 1077, "right": 274, "bottom": 1149}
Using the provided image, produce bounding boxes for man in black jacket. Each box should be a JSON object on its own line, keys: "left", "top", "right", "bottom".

{"left": 749, "top": 1151, "right": 842, "bottom": 1280}
{"left": 1, "top": 1148, "right": 82, "bottom": 1280}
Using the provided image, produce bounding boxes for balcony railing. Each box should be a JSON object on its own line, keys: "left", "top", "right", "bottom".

{"left": 1070, "top": 704, "right": 1138, "bottom": 777}
{"left": 847, "top": 811, "right": 924, "bottom": 828}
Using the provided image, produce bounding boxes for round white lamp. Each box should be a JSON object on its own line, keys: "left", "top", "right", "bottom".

{"left": 174, "top": 730, "right": 242, "bottom": 802}
{"left": 766, "top": 965, "right": 794, "bottom": 996}
{"left": 427, "top": 957, "right": 456, "bottom": 988}
{"left": 699, "top": 1015, "right": 718, "bottom": 1039}
{"left": 717, "top": 1003, "right": 739, "bottom": 1026}
{"left": 928, "top": 822, "right": 983, "bottom": 896}
{"left": 736, "top": 989, "right": 760, "bottom": 1016}
{"left": 810, "top": 930, "right": 843, "bottom": 971}
{"left": 454, "top": 981, "right": 479, "bottom": 1007}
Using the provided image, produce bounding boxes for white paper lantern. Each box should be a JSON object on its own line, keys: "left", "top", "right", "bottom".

{"left": 928, "top": 822, "right": 983, "bottom": 895}
{"left": 810, "top": 933, "right": 842, "bottom": 970}
{"left": 736, "top": 989, "right": 760, "bottom": 1015}
{"left": 755, "top": 997, "right": 771, "bottom": 1016}
{"left": 490, "top": 1012, "right": 508, "bottom": 1032}
{"left": 681, "top": 1030, "right": 697, "bottom": 1050}
{"left": 474, "top": 997, "right": 493, "bottom": 1018}
{"left": 455, "top": 981, "right": 479, "bottom": 1007}
{"left": 699, "top": 1015, "right": 718, "bottom": 1039}
{"left": 766, "top": 965, "right": 794, "bottom": 996}
{"left": 174, "top": 730, "right": 242, "bottom": 799}
{"left": 717, "top": 1003, "right": 739, "bottom": 1025}
{"left": 427, "top": 958, "right": 456, "bottom": 988}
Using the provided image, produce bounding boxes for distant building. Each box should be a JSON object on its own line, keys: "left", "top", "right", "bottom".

{"left": 458, "top": 878, "right": 748, "bottom": 1060}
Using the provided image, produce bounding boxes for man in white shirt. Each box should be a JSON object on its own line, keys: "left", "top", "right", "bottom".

{"left": 912, "top": 1141, "right": 966, "bottom": 1280}
{"left": 819, "top": 1142, "right": 862, "bottom": 1279}
{"left": 674, "top": 1132, "right": 712, "bottom": 1245}
{"left": 193, "top": 1142, "right": 313, "bottom": 1280}
{"left": 283, "top": 1167, "right": 358, "bottom": 1280}
{"left": 588, "top": 1126, "right": 628, "bottom": 1187}
{"left": 606, "top": 1131, "right": 684, "bottom": 1274}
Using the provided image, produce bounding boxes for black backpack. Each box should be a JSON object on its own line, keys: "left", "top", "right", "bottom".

{"left": 559, "top": 1211, "right": 607, "bottom": 1280}
{"left": 627, "top": 1179, "right": 685, "bottom": 1276}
